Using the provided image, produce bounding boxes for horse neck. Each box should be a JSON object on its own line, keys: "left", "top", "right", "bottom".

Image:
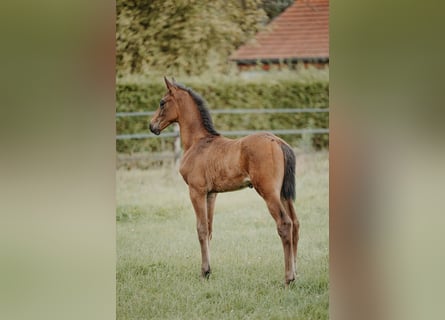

{"left": 177, "top": 100, "right": 209, "bottom": 151}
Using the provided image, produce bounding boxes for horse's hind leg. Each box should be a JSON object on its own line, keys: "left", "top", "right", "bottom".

{"left": 263, "top": 194, "right": 295, "bottom": 285}
{"left": 283, "top": 199, "right": 299, "bottom": 274}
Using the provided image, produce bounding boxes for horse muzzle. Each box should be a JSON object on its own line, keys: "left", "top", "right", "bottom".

{"left": 149, "top": 123, "right": 161, "bottom": 135}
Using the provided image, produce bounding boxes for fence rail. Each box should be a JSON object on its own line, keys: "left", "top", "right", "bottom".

{"left": 116, "top": 108, "right": 329, "bottom": 118}
{"left": 116, "top": 107, "right": 329, "bottom": 167}
{"left": 116, "top": 108, "right": 329, "bottom": 140}
{"left": 116, "top": 128, "right": 329, "bottom": 140}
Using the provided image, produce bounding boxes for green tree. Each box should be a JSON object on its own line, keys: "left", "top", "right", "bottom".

{"left": 261, "top": 0, "right": 294, "bottom": 20}
{"left": 116, "top": 0, "right": 267, "bottom": 76}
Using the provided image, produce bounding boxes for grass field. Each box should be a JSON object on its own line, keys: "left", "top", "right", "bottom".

{"left": 117, "top": 151, "right": 328, "bottom": 320}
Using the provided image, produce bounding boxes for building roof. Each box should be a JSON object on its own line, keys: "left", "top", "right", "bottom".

{"left": 230, "top": 0, "right": 329, "bottom": 63}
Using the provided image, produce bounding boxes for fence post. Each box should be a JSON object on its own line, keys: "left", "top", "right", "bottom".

{"left": 173, "top": 123, "right": 181, "bottom": 168}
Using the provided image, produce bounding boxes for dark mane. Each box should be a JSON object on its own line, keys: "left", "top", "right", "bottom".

{"left": 174, "top": 82, "right": 220, "bottom": 136}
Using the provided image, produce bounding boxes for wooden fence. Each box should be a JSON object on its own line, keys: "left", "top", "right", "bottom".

{"left": 116, "top": 108, "right": 329, "bottom": 168}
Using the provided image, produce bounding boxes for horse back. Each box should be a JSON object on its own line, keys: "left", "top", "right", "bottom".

{"left": 180, "top": 133, "right": 288, "bottom": 194}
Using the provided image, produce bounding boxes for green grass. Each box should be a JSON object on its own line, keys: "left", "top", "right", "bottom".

{"left": 117, "top": 151, "right": 328, "bottom": 319}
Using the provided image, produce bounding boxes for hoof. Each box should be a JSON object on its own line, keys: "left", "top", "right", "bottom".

{"left": 284, "top": 277, "right": 296, "bottom": 288}
{"left": 202, "top": 268, "right": 211, "bottom": 279}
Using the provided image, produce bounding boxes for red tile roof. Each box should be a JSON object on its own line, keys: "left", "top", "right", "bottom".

{"left": 230, "top": 0, "right": 329, "bottom": 62}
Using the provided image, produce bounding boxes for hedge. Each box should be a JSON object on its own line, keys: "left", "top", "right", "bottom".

{"left": 116, "top": 78, "right": 329, "bottom": 153}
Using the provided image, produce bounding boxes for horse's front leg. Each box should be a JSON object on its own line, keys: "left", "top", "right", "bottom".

{"left": 189, "top": 187, "right": 211, "bottom": 278}
{"left": 207, "top": 193, "right": 217, "bottom": 241}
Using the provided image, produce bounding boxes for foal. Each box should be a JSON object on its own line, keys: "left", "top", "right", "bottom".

{"left": 150, "top": 77, "right": 299, "bottom": 285}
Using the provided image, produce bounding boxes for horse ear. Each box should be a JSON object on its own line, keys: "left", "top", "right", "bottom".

{"left": 164, "top": 76, "right": 175, "bottom": 92}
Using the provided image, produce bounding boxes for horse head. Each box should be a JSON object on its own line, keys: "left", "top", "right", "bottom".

{"left": 149, "top": 77, "right": 181, "bottom": 135}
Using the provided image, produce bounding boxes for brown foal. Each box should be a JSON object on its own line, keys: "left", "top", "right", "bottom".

{"left": 149, "top": 77, "right": 299, "bottom": 286}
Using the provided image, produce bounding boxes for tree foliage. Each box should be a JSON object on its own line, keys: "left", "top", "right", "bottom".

{"left": 116, "top": 0, "right": 267, "bottom": 76}
{"left": 261, "top": 0, "right": 294, "bottom": 20}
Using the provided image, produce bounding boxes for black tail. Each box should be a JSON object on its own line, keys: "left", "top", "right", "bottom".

{"left": 280, "top": 143, "right": 296, "bottom": 200}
